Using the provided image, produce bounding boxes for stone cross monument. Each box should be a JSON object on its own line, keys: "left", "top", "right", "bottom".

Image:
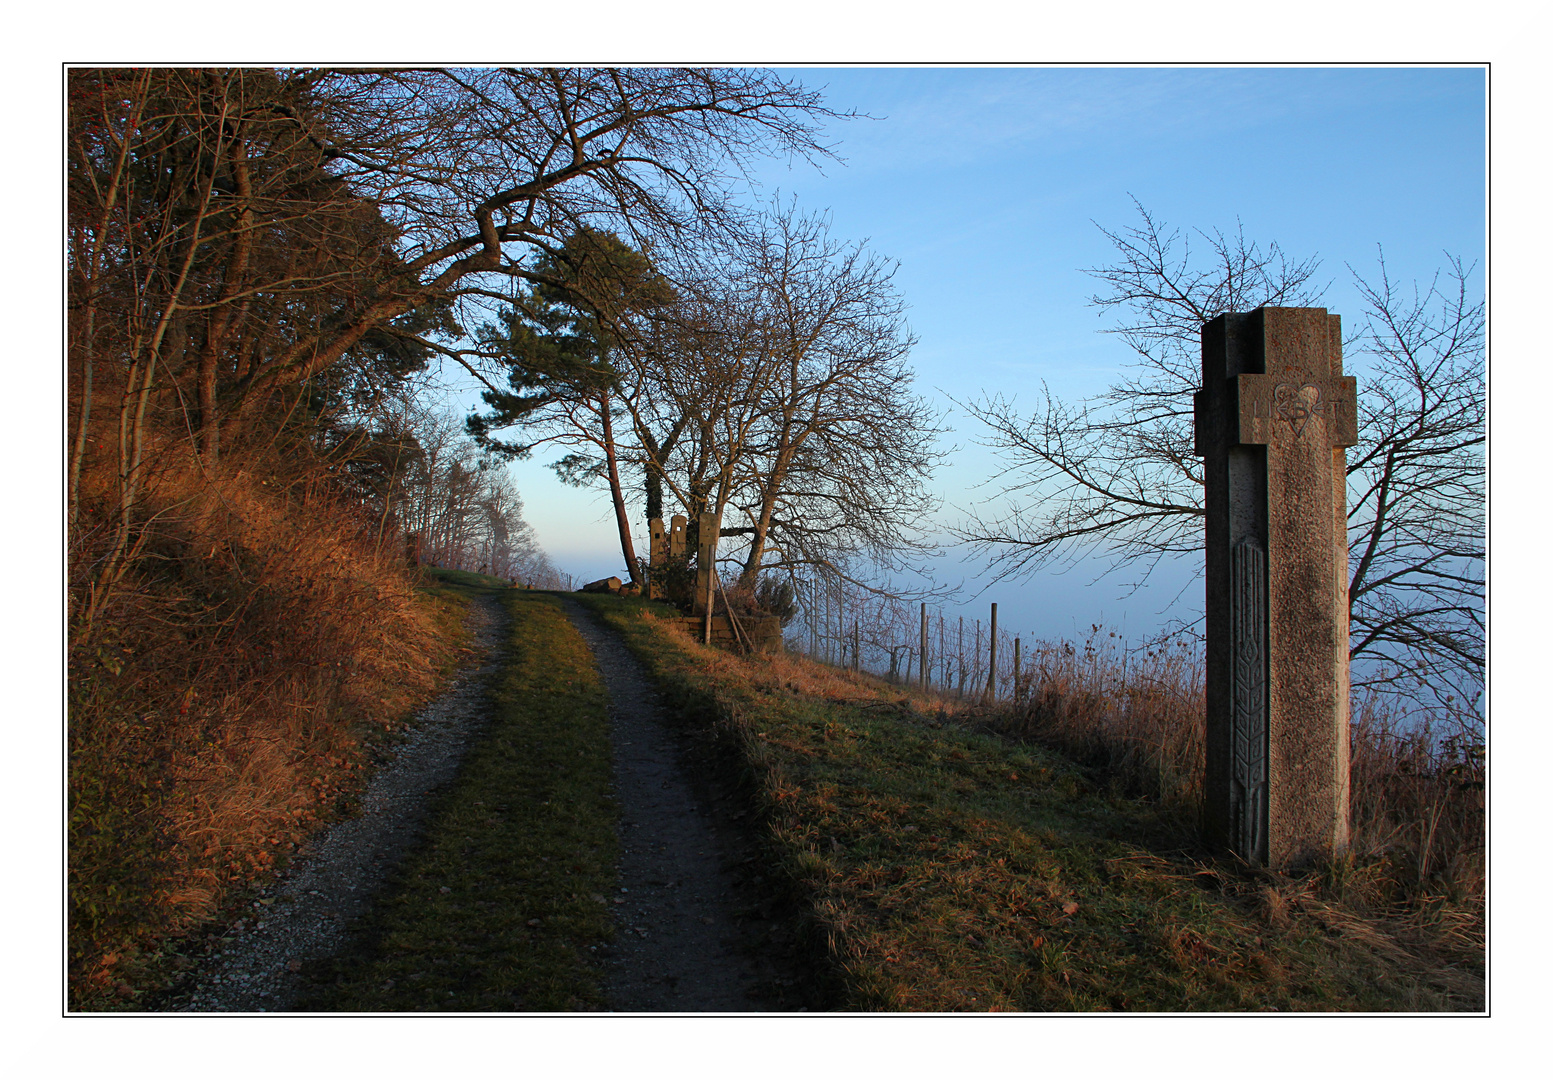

{"left": 1195, "top": 307, "right": 1357, "bottom": 867}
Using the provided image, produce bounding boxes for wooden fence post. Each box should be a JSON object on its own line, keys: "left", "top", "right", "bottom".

{"left": 957, "top": 617, "right": 966, "bottom": 698}
{"left": 1013, "top": 637, "right": 1021, "bottom": 705}
{"left": 919, "top": 603, "right": 928, "bottom": 692}
{"left": 985, "top": 603, "right": 998, "bottom": 703}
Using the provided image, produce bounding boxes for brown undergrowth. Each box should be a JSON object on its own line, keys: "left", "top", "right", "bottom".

{"left": 68, "top": 452, "right": 464, "bottom": 1010}
{"left": 586, "top": 598, "right": 1483, "bottom": 1010}
{"left": 975, "top": 627, "right": 1485, "bottom": 989}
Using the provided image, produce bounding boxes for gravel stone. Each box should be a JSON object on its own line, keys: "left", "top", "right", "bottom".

{"left": 159, "top": 593, "right": 507, "bottom": 1012}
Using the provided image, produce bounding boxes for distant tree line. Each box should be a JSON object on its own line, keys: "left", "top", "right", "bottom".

{"left": 325, "top": 399, "right": 566, "bottom": 586}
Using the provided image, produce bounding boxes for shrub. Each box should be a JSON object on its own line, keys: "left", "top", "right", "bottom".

{"left": 755, "top": 577, "right": 799, "bottom": 626}
{"left": 68, "top": 452, "right": 456, "bottom": 1008}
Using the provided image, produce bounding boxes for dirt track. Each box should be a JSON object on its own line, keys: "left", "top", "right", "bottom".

{"left": 158, "top": 593, "right": 508, "bottom": 1012}
{"left": 157, "top": 592, "right": 815, "bottom": 1012}
{"left": 562, "top": 599, "right": 809, "bottom": 1011}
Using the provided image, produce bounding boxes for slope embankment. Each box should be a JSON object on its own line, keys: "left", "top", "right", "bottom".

{"left": 575, "top": 593, "right": 1485, "bottom": 1012}
{"left": 129, "top": 581, "right": 1480, "bottom": 1013}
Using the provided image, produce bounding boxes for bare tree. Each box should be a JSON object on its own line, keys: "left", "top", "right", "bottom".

{"left": 955, "top": 203, "right": 1483, "bottom": 710}
{"left": 721, "top": 205, "right": 944, "bottom": 588}
{"left": 470, "top": 206, "right": 947, "bottom": 601}
{"left": 345, "top": 401, "right": 560, "bottom": 581}
{"left": 954, "top": 202, "right": 1324, "bottom": 587}
{"left": 68, "top": 66, "right": 844, "bottom": 633}
{"left": 626, "top": 206, "right": 946, "bottom": 591}
{"left": 1343, "top": 253, "right": 1484, "bottom": 708}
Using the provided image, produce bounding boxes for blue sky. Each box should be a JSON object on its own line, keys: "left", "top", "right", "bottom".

{"left": 483, "top": 65, "right": 1485, "bottom": 647}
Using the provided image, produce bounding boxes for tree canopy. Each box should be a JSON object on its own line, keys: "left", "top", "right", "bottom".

{"left": 69, "top": 67, "right": 849, "bottom": 624}
{"left": 466, "top": 208, "right": 945, "bottom": 592}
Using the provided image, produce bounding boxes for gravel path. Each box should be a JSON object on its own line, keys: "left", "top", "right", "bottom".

{"left": 158, "top": 593, "right": 508, "bottom": 1012}
{"left": 561, "top": 599, "right": 788, "bottom": 1012}
{"left": 155, "top": 592, "right": 816, "bottom": 1012}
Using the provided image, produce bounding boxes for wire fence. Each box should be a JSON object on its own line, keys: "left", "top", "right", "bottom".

{"left": 787, "top": 575, "right": 1103, "bottom": 706}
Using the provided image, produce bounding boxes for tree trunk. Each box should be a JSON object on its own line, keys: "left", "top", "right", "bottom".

{"left": 738, "top": 439, "right": 796, "bottom": 588}
{"left": 599, "top": 391, "right": 642, "bottom": 583}
{"left": 196, "top": 139, "right": 255, "bottom": 460}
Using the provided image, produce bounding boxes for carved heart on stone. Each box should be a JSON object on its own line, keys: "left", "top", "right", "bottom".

{"left": 1273, "top": 382, "right": 1321, "bottom": 438}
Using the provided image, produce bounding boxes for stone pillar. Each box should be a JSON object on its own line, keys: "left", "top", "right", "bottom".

{"left": 692, "top": 511, "right": 719, "bottom": 618}
{"left": 647, "top": 517, "right": 667, "bottom": 599}
{"left": 669, "top": 515, "right": 687, "bottom": 560}
{"left": 1195, "top": 307, "right": 1357, "bottom": 867}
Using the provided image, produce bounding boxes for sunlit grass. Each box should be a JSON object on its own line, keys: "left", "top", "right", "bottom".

{"left": 69, "top": 459, "right": 463, "bottom": 1010}
{"left": 579, "top": 594, "right": 1481, "bottom": 1012}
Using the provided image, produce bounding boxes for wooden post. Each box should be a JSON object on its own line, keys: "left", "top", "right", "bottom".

{"left": 852, "top": 620, "right": 860, "bottom": 673}
{"left": 1013, "top": 637, "right": 1021, "bottom": 705}
{"left": 919, "top": 603, "right": 929, "bottom": 692}
{"left": 958, "top": 616, "right": 966, "bottom": 698}
{"left": 937, "top": 615, "right": 945, "bottom": 693}
{"left": 973, "top": 620, "right": 981, "bottom": 699}
{"left": 985, "top": 603, "right": 998, "bottom": 703}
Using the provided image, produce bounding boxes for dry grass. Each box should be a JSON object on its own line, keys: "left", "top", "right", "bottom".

{"left": 1334, "top": 697, "right": 1485, "bottom": 969}
{"left": 991, "top": 629, "right": 1206, "bottom": 816}
{"left": 971, "top": 626, "right": 1484, "bottom": 981}
{"left": 583, "top": 598, "right": 1483, "bottom": 1011}
{"left": 69, "top": 448, "right": 462, "bottom": 1009}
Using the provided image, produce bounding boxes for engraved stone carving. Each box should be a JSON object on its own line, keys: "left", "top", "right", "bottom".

{"left": 1237, "top": 373, "right": 1358, "bottom": 448}
{"left": 1273, "top": 382, "right": 1320, "bottom": 437}
{"left": 1230, "top": 539, "right": 1268, "bottom": 864}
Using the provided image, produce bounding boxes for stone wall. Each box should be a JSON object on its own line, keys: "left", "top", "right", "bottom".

{"left": 675, "top": 614, "right": 784, "bottom": 654}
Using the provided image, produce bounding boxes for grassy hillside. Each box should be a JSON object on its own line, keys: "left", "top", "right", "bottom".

{"left": 68, "top": 465, "right": 470, "bottom": 1011}
{"left": 576, "top": 593, "right": 1484, "bottom": 1012}
{"left": 76, "top": 567, "right": 1478, "bottom": 1012}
